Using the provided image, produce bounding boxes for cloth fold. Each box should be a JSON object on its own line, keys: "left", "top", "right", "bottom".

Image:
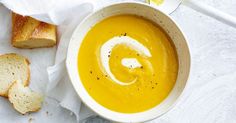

{"left": 0, "top": 0, "right": 93, "bottom": 25}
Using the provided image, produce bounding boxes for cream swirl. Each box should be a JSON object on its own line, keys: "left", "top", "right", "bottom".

{"left": 100, "top": 36, "right": 152, "bottom": 85}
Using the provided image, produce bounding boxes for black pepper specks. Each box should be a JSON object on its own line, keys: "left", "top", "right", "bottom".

{"left": 121, "top": 33, "right": 127, "bottom": 36}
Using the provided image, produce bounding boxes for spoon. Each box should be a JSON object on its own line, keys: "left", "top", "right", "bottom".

{"left": 146, "top": 0, "right": 236, "bottom": 28}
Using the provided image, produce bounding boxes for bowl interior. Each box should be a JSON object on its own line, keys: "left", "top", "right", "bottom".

{"left": 66, "top": 2, "right": 190, "bottom": 123}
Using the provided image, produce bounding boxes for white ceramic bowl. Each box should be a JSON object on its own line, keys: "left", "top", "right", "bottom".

{"left": 66, "top": 2, "right": 190, "bottom": 123}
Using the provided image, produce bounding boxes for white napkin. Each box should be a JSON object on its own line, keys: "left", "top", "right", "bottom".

{"left": 0, "top": 0, "right": 94, "bottom": 25}
{"left": 46, "top": 17, "right": 97, "bottom": 122}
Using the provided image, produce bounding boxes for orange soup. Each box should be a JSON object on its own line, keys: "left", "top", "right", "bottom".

{"left": 78, "top": 15, "right": 178, "bottom": 113}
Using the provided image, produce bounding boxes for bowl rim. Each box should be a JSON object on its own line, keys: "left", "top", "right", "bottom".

{"left": 66, "top": 1, "right": 191, "bottom": 122}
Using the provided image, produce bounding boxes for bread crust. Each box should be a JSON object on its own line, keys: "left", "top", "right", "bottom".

{"left": 11, "top": 13, "right": 57, "bottom": 49}
{"left": 13, "top": 43, "right": 56, "bottom": 49}
{"left": 0, "top": 53, "right": 30, "bottom": 97}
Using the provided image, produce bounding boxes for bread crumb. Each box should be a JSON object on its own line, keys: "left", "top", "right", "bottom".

{"left": 46, "top": 111, "right": 49, "bottom": 115}
{"left": 28, "top": 117, "right": 34, "bottom": 123}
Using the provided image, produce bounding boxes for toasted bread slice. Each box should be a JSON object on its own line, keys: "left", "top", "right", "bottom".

{"left": 0, "top": 53, "right": 30, "bottom": 97}
{"left": 8, "top": 81, "right": 43, "bottom": 114}
{"left": 12, "top": 13, "right": 57, "bottom": 48}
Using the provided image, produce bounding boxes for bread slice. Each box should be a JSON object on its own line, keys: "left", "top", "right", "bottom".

{"left": 0, "top": 53, "right": 30, "bottom": 97}
{"left": 12, "top": 13, "right": 57, "bottom": 49}
{"left": 8, "top": 81, "right": 43, "bottom": 114}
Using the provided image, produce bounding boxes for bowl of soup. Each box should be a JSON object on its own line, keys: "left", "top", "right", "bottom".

{"left": 66, "top": 2, "right": 190, "bottom": 122}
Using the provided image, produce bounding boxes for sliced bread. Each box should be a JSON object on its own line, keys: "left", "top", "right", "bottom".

{"left": 12, "top": 13, "right": 57, "bottom": 48}
{"left": 0, "top": 53, "right": 30, "bottom": 96}
{"left": 8, "top": 81, "right": 43, "bottom": 114}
